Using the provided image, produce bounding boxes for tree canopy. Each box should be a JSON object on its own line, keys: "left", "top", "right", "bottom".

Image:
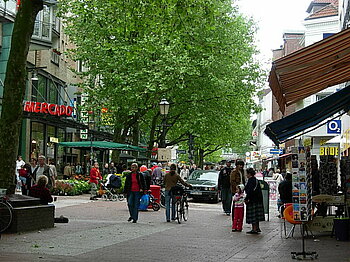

{"left": 59, "top": 0, "right": 264, "bottom": 163}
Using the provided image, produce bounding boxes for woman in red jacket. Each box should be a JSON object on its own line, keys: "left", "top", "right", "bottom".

{"left": 89, "top": 162, "right": 102, "bottom": 200}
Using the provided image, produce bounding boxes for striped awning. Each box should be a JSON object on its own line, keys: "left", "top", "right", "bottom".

{"left": 269, "top": 28, "right": 350, "bottom": 114}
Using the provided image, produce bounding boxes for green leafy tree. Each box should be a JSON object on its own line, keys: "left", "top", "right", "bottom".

{"left": 59, "top": 0, "right": 264, "bottom": 162}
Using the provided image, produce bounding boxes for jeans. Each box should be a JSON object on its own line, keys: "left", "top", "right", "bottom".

{"left": 221, "top": 188, "right": 232, "bottom": 214}
{"left": 165, "top": 190, "right": 176, "bottom": 221}
{"left": 127, "top": 191, "right": 141, "bottom": 221}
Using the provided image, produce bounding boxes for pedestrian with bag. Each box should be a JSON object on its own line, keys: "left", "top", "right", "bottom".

{"left": 244, "top": 168, "right": 265, "bottom": 234}
{"left": 218, "top": 160, "right": 234, "bottom": 215}
{"left": 123, "top": 163, "right": 146, "bottom": 223}
{"left": 163, "top": 163, "right": 192, "bottom": 222}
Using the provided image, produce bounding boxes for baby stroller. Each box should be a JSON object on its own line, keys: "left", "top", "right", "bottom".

{"left": 100, "top": 174, "right": 124, "bottom": 201}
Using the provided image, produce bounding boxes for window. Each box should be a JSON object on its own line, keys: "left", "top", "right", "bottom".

{"left": 323, "top": 33, "right": 334, "bottom": 39}
{"left": 316, "top": 93, "right": 331, "bottom": 101}
{"left": 31, "top": 122, "right": 45, "bottom": 159}
{"left": 36, "top": 75, "right": 47, "bottom": 103}
{"left": 48, "top": 80, "right": 58, "bottom": 104}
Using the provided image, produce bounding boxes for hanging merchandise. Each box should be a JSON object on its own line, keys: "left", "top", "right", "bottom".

{"left": 340, "top": 156, "right": 350, "bottom": 200}
{"left": 311, "top": 155, "right": 320, "bottom": 196}
{"left": 319, "top": 155, "right": 338, "bottom": 195}
{"left": 291, "top": 147, "right": 312, "bottom": 222}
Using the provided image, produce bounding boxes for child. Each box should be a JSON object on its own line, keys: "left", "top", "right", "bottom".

{"left": 232, "top": 184, "right": 245, "bottom": 232}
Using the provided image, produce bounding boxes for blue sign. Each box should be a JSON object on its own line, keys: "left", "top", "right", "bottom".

{"left": 270, "top": 149, "right": 283, "bottom": 154}
{"left": 327, "top": 120, "right": 341, "bottom": 134}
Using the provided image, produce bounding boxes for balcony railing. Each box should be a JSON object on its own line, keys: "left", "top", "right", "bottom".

{"left": 32, "top": 20, "right": 51, "bottom": 42}
{"left": 0, "top": 0, "right": 17, "bottom": 21}
{"left": 51, "top": 49, "right": 60, "bottom": 65}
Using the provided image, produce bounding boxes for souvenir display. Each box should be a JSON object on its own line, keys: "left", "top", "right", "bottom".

{"left": 291, "top": 147, "right": 312, "bottom": 222}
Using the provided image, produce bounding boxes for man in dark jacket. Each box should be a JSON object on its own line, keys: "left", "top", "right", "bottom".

{"left": 123, "top": 163, "right": 146, "bottom": 223}
{"left": 218, "top": 160, "right": 234, "bottom": 215}
{"left": 278, "top": 172, "right": 292, "bottom": 215}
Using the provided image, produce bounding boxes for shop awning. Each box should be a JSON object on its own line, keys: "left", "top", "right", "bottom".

{"left": 58, "top": 141, "right": 147, "bottom": 152}
{"left": 264, "top": 85, "right": 350, "bottom": 145}
{"left": 269, "top": 28, "right": 350, "bottom": 114}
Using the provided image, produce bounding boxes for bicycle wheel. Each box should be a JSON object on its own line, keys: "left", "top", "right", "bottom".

{"left": 182, "top": 198, "right": 189, "bottom": 221}
{"left": 118, "top": 194, "right": 125, "bottom": 201}
{"left": 176, "top": 200, "right": 182, "bottom": 224}
{"left": 0, "top": 202, "right": 12, "bottom": 233}
{"left": 152, "top": 202, "right": 160, "bottom": 211}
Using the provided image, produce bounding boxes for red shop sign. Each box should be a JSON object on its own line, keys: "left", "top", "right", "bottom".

{"left": 24, "top": 101, "right": 73, "bottom": 117}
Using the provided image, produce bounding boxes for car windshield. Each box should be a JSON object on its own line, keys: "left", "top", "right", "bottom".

{"left": 188, "top": 171, "right": 218, "bottom": 182}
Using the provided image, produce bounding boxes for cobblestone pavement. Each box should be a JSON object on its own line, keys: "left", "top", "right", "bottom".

{"left": 0, "top": 194, "right": 349, "bottom": 262}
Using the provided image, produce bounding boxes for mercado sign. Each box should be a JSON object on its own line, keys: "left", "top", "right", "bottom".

{"left": 23, "top": 101, "right": 73, "bottom": 117}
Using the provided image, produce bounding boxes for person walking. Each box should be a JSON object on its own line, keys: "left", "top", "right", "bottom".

{"left": 16, "top": 155, "right": 25, "bottom": 191}
{"left": 33, "top": 155, "right": 55, "bottom": 189}
{"left": 89, "top": 162, "right": 102, "bottom": 200}
{"left": 230, "top": 160, "right": 246, "bottom": 219}
{"left": 63, "top": 163, "right": 72, "bottom": 180}
{"left": 218, "top": 160, "right": 234, "bottom": 215}
{"left": 244, "top": 168, "right": 265, "bottom": 234}
{"left": 49, "top": 160, "right": 58, "bottom": 180}
{"left": 163, "top": 163, "right": 192, "bottom": 222}
{"left": 28, "top": 158, "right": 37, "bottom": 188}
{"left": 123, "top": 163, "right": 146, "bottom": 223}
{"left": 232, "top": 185, "right": 245, "bottom": 232}
{"left": 180, "top": 165, "right": 189, "bottom": 180}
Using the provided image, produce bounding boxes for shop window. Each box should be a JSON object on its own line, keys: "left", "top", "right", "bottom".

{"left": 36, "top": 75, "right": 47, "bottom": 102}
{"left": 31, "top": 122, "right": 45, "bottom": 159}
{"left": 48, "top": 80, "right": 58, "bottom": 104}
{"left": 47, "top": 125, "right": 56, "bottom": 159}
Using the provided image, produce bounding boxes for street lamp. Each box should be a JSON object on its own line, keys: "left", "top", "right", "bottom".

{"left": 159, "top": 98, "right": 170, "bottom": 116}
{"left": 159, "top": 98, "right": 170, "bottom": 148}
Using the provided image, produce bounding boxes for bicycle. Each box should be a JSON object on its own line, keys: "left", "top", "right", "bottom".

{"left": 172, "top": 186, "right": 189, "bottom": 224}
{"left": 0, "top": 195, "right": 13, "bottom": 233}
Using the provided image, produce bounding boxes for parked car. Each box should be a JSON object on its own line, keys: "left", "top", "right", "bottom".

{"left": 187, "top": 170, "right": 220, "bottom": 203}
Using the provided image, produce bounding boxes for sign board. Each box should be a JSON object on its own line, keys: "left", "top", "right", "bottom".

{"left": 319, "top": 147, "right": 339, "bottom": 156}
{"left": 157, "top": 148, "right": 171, "bottom": 161}
{"left": 80, "top": 94, "right": 88, "bottom": 140}
{"left": 327, "top": 120, "right": 341, "bottom": 134}
{"left": 270, "top": 149, "right": 283, "bottom": 154}
{"left": 177, "top": 149, "right": 187, "bottom": 154}
{"left": 251, "top": 151, "right": 261, "bottom": 161}
{"left": 49, "top": 137, "right": 59, "bottom": 143}
{"left": 23, "top": 101, "right": 73, "bottom": 117}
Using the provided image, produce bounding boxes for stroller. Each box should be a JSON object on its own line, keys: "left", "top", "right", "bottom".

{"left": 100, "top": 174, "right": 124, "bottom": 201}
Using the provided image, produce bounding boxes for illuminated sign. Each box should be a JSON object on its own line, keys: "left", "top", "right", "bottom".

{"left": 320, "top": 147, "right": 339, "bottom": 156}
{"left": 23, "top": 101, "right": 73, "bottom": 117}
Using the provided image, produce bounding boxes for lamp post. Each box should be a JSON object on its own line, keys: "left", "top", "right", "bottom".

{"left": 159, "top": 98, "right": 170, "bottom": 148}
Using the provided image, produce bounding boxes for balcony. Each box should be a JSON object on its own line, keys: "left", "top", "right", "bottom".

{"left": 0, "top": 0, "right": 16, "bottom": 22}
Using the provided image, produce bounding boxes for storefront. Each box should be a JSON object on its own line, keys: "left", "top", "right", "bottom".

{"left": 265, "top": 28, "right": 350, "bottom": 239}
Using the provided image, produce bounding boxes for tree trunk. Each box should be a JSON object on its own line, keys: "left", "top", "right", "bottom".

{"left": 0, "top": 0, "right": 43, "bottom": 193}
{"left": 131, "top": 122, "right": 139, "bottom": 158}
{"left": 198, "top": 148, "right": 204, "bottom": 169}
{"left": 147, "top": 113, "right": 158, "bottom": 158}
{"left": 111, "top": 125, "right": 122, "bottom": 163}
